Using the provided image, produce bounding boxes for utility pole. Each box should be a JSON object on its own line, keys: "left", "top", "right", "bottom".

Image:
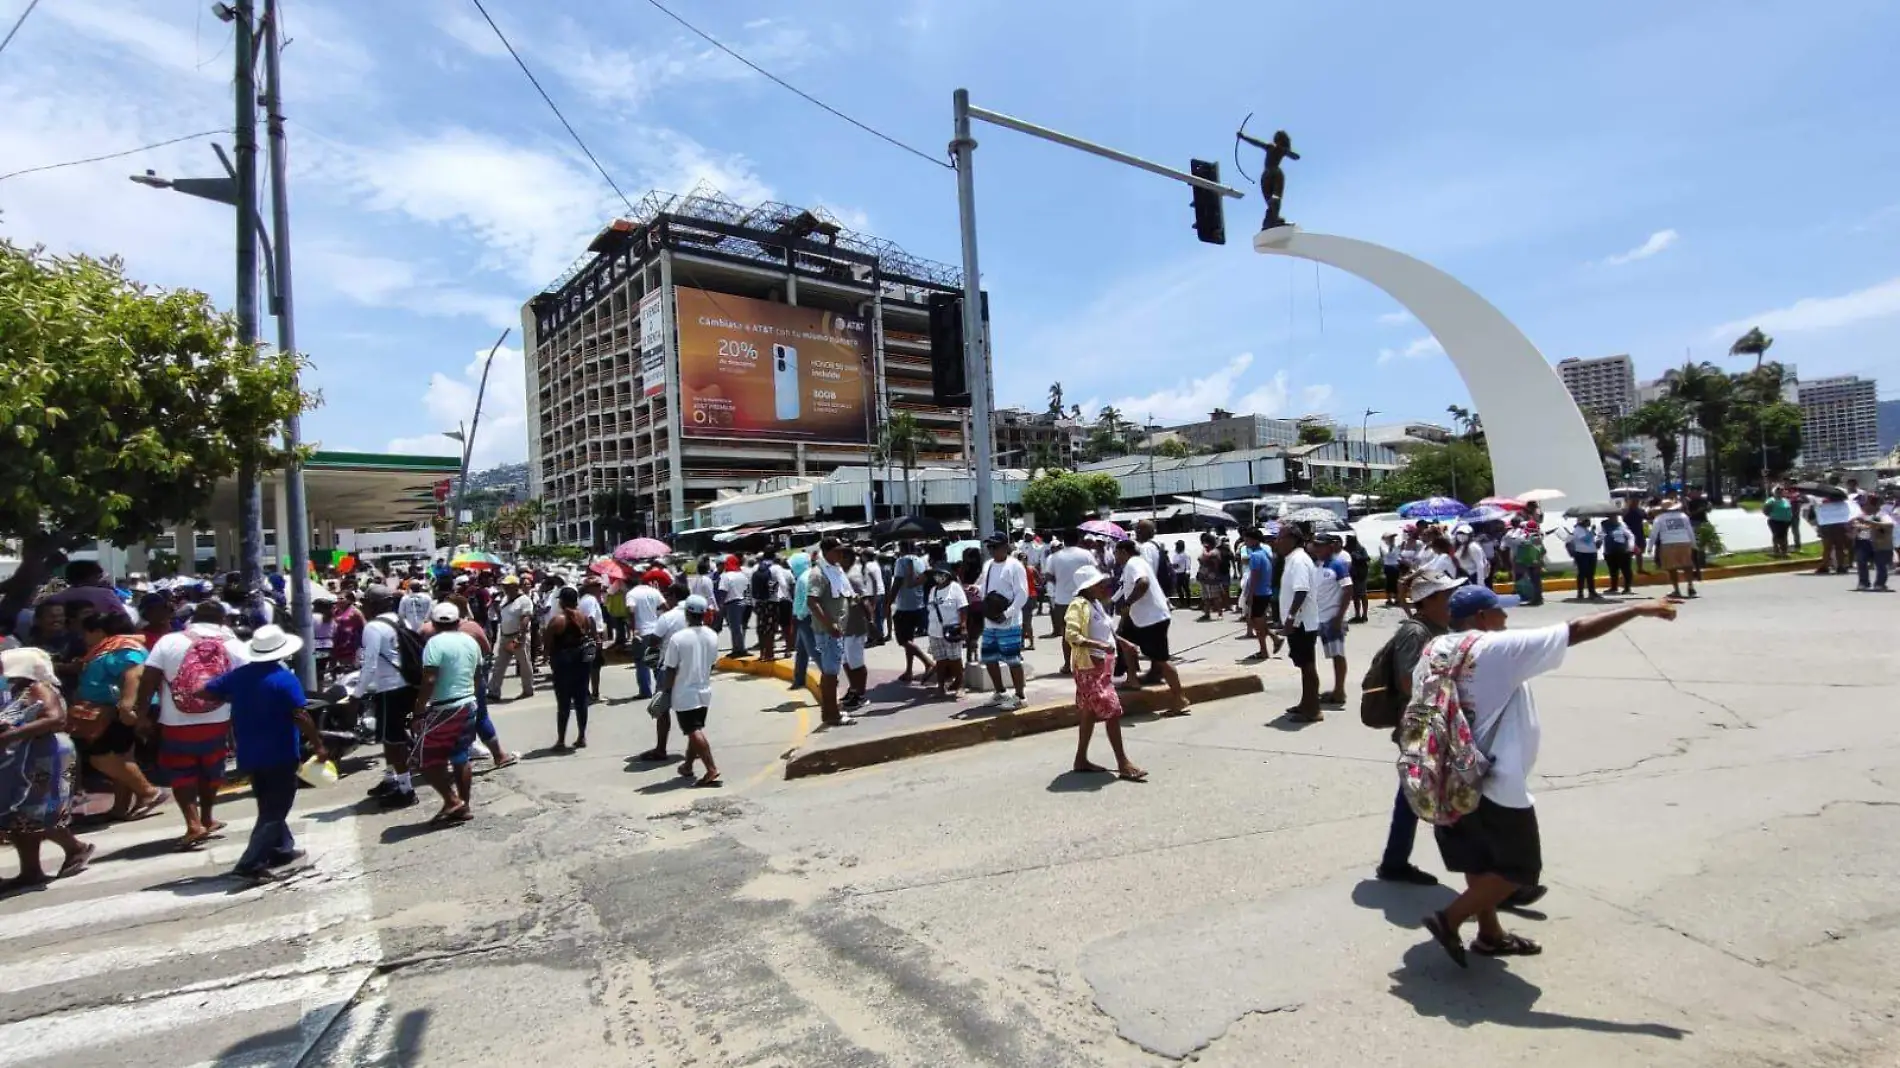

{"left": 1362, "top": 407, "right": 1379, "bottom": 489}
{"left": 448, "top": 328, "right": 511, "bottom": 545}
{"left": 950, "top": 90, "right": 1243, "bottom": 539}
{"left": 232, "top": 0, "right": 265, "bottom": 588}
{"left": 261, "top": 0, "right": 315, "bottom": 686}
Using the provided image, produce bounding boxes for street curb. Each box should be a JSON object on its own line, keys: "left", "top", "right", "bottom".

{"left": 783, "top": 672, "right": 1266, "bottom": 780}
{"left": 1493, "top": 554, "right": 1822, "bottom": 596}
{"left": 717, "top": 654, "right": 821, "bottom": 699}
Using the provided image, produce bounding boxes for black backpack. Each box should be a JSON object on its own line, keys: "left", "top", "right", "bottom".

{"left": 372, "top": 617, "right": 425, "bottom": 688}
{"left": 1360, "top": 619, "right": 1434, "bottom": 730}
{"left": 751, "top": 563, "right": 776, "bottom": 603}
{"left": 1150, "top": 542, "right": 1175, "bottom": 592}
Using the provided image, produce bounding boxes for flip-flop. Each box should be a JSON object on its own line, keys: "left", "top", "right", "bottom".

{"left": 1422, "top": 910, "right": 1468, "bottom": 968}
{"left": 1117, "top": 767, "right": 1150, "bottom": 783}
{"left": 57, "top": 843, "right": 97, "bottom": 879}
{"left": 634, "top": 749, "right": 669, "bottom": 762}
{"left": 677, "top": 763, "right": 697, "bottom": 778}
{"left": 1471, "top": 932, "right": 1543, "bottom": 957}
{"left": 1072, "top": 763, "right": 1113, "bottom": 774}
{"left": 125, "top": 791, "right": 170, "bottom": 820}
{"left": 692, "top": 773, "right": 723, "bottom": 788}
{"left": 492, "top": 756, "right": 520, "bottom": 770}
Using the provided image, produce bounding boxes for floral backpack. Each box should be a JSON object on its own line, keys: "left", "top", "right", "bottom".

{"left": 171, "top": 632, "right": 234, "bottom": 715}
{"left": 1396, "top": 633, "right": 1494, "bottom": 826}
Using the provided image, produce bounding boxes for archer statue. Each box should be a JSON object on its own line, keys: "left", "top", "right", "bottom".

{"left": 1236, "top": 125, "right": 1300, "bottom": 231}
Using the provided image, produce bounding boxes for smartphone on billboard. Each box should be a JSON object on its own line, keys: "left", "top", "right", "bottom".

{"left": 773, "top": 344, "right": 801, "bottom": 421}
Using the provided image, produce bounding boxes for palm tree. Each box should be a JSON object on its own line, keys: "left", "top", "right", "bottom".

{"left": 880, "top": 412, "right": 934, "bottom": 513}
{"left": 1025, "top": 441, "right": 1063, "bottom": 474}
{"left": 1628, "top": 398, "right": 1690, "bottom": 487}
{"left": 1668, "top": 361, "right": 1734, "bottom": 500}
{"left": 512, "top": 498, "right": 546, "bottom": 546}
{"left": 1047, "top": 382, "right": 1065, "bottom": 415}
{"left": 1445, "top": 404, "right": 1484, "bottom": 443}
{"left": 1728, "top": 326, "right": 1774, "bottom": 370}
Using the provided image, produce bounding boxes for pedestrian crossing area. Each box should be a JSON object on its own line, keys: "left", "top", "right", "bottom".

{"left": 0, "top": 797, "right": 388, "bottom": 1068}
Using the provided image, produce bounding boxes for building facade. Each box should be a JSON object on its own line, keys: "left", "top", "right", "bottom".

{"left": 523, "top": 190, "right": 970, "bottom": 544}
{"left": 1798, "top": 374, "right": 1879, "bottom": 469}
{"left": 1557, "top": 354, "right": 1637, "bottom": 416}
{"left": 1169, "top": 409, "right": 1306, "bottom": 451}
{"left": 993, "top": 407, "right": 1083, "bottom": 469}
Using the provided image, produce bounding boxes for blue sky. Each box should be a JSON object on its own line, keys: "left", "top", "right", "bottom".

{"left": 3, "top": 0, "right": 1897, "bottom": 467}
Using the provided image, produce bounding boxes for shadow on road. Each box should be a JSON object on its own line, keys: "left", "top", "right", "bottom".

{"left": 1349, "top": 877, "right": 1456, "bottom": 928}
{"left": 1388, "top": 942, "right": 1690, "bottom": 1038}
{"left": 1045, "top": 769, "right": 1116, "bottom": 793}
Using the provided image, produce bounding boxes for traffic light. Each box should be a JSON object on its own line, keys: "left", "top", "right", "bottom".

{"left": 928, "top": 293, "right": 970, "bottom": 406}
{"left": 1190, "top": 159, "right": 1225, "bottom": 245}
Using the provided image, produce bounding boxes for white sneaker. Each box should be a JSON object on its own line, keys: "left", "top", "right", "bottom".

{"left": 988, "top": 690, "right": 1008, "bottom": 704}
{"left": 1000, "top": 694, "right": 1025, "bottom": 711}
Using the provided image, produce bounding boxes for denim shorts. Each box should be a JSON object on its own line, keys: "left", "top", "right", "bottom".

{"left": 815, "top": 632, "right": 844, "bottom": 675}
{"left": 980, "top": 625, "right": 1023, "bottom": 666}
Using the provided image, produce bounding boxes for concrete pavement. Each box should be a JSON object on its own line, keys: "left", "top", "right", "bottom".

{"left": 6, "top": 573, "right": 1900, "bottom": 1066}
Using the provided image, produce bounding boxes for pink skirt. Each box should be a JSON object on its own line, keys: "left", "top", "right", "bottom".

{"left": 1073, "top": 654, "right": 1124, "bottom": 722}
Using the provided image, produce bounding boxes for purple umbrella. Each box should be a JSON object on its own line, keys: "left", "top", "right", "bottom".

{"left": 612, "top": 537, "right": 672, "bottom": 562}
{"left": 1398, "top": 496, "right": 1468, "bottom": 520}
{"left": 1076, "top": 518, "right": 1128, "bottom": 540}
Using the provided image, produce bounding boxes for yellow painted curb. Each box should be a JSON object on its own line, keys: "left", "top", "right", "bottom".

{"left": 716, "top": 654, "right": 821, "bottom": 699}
{"left": 784, "top": 672, "right": 1266, "bottom": 780}
{"left": 1486, "top": 554, "right": 1825, "bottom": 596}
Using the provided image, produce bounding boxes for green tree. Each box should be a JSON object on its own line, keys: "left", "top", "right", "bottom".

{"left": 1445, "top": 404, "right": 1484, "bottom": 443}
{"left": 1021, "top": 470, "right": 1121, "bottom": 528}
{"left": 1668, "top": 361, "right": 1734, "bottom": 500}
{"left": 1297, "top": 423, "right": 1335, "bottom": 445}
{"left": 1025, "top": 441, "right": 1064, "bottom": 473}
{"left": 1153, "top": 437, "right": 1191, "bottom": 459}
{"left": 1627, "top": 398, "right": 1690, "bottom": 487}
{"left": 1728, "top": 325, "right": 1773, "bottom": 370}
{"left": 1377, "top": 440, "right": 1494, "bottom": 504}
{"left": 0, "top": 240, "right": 308, "bottom": 614}
{"left": 879, "top": 411, "right": 934, "bottom": 512}
{"left": 1046, "top": 381, "right": 1065, "bottom": 415}
{"left": 1079, "top": 472, "right": 1122, "bottom": 511}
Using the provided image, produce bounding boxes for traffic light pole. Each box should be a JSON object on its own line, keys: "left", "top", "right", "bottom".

{"left": 950, "top": 91, "right": 1244, "bottom": 537}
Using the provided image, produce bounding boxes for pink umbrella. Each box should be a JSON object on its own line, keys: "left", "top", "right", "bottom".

{"left": 1076, "top": 518, "right": 1128, "bottom": 540}
{"left": 589, "top": 557, "right": 633, "bottom": 583}
{"left": 612, "top": 537, "right": 672, "bottom": 562}
{"left": 1476, "top": 496, "right": 1527, "bottom": 511}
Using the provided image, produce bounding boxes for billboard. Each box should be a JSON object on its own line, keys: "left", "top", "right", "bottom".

{"left": 674, "top": 287, "right": 871, "bottom": 443}
{"left": 638, "top": 290, "right": 667, "bottom": 399}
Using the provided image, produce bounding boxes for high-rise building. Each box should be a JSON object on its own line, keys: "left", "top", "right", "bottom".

{"left": 1169, "top": 409, "right": 1308, "bottom": 451}
{"left": 1557, "top": 354, "right": 1637, "bottom": 416}
{"left": 993, "top": 407, "right": 1083, "bottom": 468}
{"left": 522, "top": 189, "right": 969, "bottom": 543}
{"left": 1798, "top": 375, "right": 1879, "bottom": 469}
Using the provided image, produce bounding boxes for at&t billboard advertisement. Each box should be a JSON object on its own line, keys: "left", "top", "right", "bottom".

{"left": 675, "top": 287, "right": 871, "bottom": 444}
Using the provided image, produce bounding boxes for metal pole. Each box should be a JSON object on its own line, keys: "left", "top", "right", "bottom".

{"left": 451, "top": 328, "right": 512, "bottom": 544}
{"left": 952, "top": 89, "right": 994, "bottom": 537}
{"left": 965, "top": 104, "right": 1245, "bottom": 199}
{"left": 233, "top": 0, "right": 265, "bottom": 589}
{"left": 261, "top": 0, "right": 315, "bottom": 686}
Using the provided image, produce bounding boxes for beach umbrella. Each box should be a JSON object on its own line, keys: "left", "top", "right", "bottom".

{"left": 589, "top": 557, "right": 633, "bottom": 583}
{"left": 1608, "top": 486, "right": 1647, "bottom": 497}
{"left": 1563, "top": 502, "right": 1623, "bottom": 519}
{"left": 612, "top": 537, "right": 672, "bottom": 562}
{"left": 1282, "top": 507, "right": 1346, "bottom": 532}
{"left": 1514, "top": 488, "right": 1566, "bottom": 503}
{"left": 1794, "top": 481, "right": 1848, "bottom": 502}
{"left": 1077, "top": 518, "right": 1128, "bottom": 540}
{"left": 872, "top": 515, "right": 945, "bottom": 540}
{"left": 1460, "top": 504, "right": 1513, "bottom": 524}
{"left": 1397, "top": 497, "right": 1467, "bottom": 520}
{"left": 1477, "top": 496, "right": 1528, "bottom": 511}
{"left": 449, "top": 551, "right": 502, "bottom": 570}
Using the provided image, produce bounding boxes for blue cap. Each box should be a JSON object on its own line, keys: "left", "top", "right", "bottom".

{"left": 684, "top": 594, "right": 709, "bottom": 615}
{"left": 1448, "top": 584, "right": 1520, "bottom": 621}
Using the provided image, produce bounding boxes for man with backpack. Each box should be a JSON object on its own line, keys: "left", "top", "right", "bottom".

{"left": 351, "top": 585, "right": 422, "bottom": 809}
{"left": 137, "top": 601, "right": 250, "bottom": 849}
{"left": 1411, "top": 585, "right": 1676, "bottom": 968}
{"left": 752, "top": 553, "right": 783, "bottom": 661}
{"left": 1363, "top": 570, "right": 1463, "bottom": 886}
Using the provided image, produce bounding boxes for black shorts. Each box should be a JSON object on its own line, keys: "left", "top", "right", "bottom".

{"left": 1434, "top": 797, "right": 1541, "bottom": 887}
{"left": 1248, "top": 595, "right": 1272, "bottom": 620}
{"left": 1117, "top": 616, "right": 1171, "bottom": 662}
{"left": 674, "top": 705, "right": 709, "bottom": 734}
{"left": 776, "top": 601, "right": 794, "bottom": 630}
{"left": 893, "top": 608, "right": 927, "bottom": 644}
{"left": 371, "top": 687, "right": 417, "bottom": 747}
{"left": 1285, "top": 626, "right": 1318, "bottom": 667}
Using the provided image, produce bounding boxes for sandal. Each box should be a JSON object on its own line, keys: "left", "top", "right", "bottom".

{"left": 491, "top": 756, "right": 519, "bottom": 770}
{"left": 126, "top": 790, "right": 170, "bottom": 821}
{"left": 1117, "top": 767, "right": 1149, "bottom": 783}
{"left": 57, "top": 843, "right": 97, "bottom": 879}
{"left": 1422, "top": 910, "right": 1468, "bottom": 968}
{"left": 1471, "top": 932, "right": 1543, "bottom": 957}
{"left": 634, "top": 748, "right": 669, "bottom": 762}
{"left": 677, "top": 762, "right": 697, "bottom": 778}
{"left": 692, "top": 772, "right": 723, "bottom": 788}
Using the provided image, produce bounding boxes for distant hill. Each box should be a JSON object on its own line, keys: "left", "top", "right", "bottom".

{"left": 459, "top": 461, "right": 529, "bottom": 496}
{"left": 1881, "top": 400, "right": 1900, "bottom": 454}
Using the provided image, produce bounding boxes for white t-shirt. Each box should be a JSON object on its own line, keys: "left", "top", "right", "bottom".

{"left": 626, "top": 585, "right": 665, "bottom": 636}
{"left": 717, "top": 571, "right": 749, "bottom": 604}
{"left": 1651, "top": 511, "right": 1695, "bottom": 545}
{"left": 1311, "top": 557, "right": 1351, "bottom": 625}
{"left": 578, "top": 593, "right": 605, "bottom": 630}
{"left": 1278, "top": 548, "right": 1319, "bottom": 631}
{"left": 1116, "top": 556, "right": 1171, "bottom": 628}
{"left": 1380, "top": 543, "right": 1404, "bottom": 568}
{"left": 661, "top": 624, "right": 720, "bottom": 712}
{"left": 1568, "top": 527, "right": 1598, "bottom": 554}
{"left": 1170, "top": 550, "right": 1193, "bottom": 579}
{"left": 1136, "top": 540, "right": 1160, "bottom": 574}
{"left": 653, "top": 605, "right": 688, "bottom": 646}
{"left": 146, "top": 622, "right": 249, "bottom": 727}
{"left": 861, "top": 559, "right": 885, "bottom": 597}
{"left": 1815, "top": 497, "right": 1854, "bottom": 526}
{"left": 398, "top": 592, "right": 432, "bottom": 633}
{"left": 976, "top": 557, "right": 1029, "bottom": 631}
{"left": 1414, "top": 624, "right": 1568, "bottom": 808}
{"left": 497, "top": 593, "right": 533, "bottom": 636}
{"left": 1045, "top": 546, "right": 1094, "bottom": 605}
{"left": 926, "top": 581, "right": 968, "bottom": 639}
{"left": 1456, "top": 541, "right": 1487, "bottom": 577}
{"left": 688, "top": 573, "right": 715, "bottom": 605}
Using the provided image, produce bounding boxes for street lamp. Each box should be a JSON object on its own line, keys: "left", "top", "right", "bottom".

{"left": 1361, "top": 408, "right": 1380, "bottom": 489}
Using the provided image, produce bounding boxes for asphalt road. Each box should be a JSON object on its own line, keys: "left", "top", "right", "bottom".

{"left": 6, "top": 572, "right": 1899, "bottom": 1066}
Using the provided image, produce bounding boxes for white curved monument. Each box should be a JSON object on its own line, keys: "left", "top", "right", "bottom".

{"left": 1255, "top": 226, "right": 1610, "bottom": 507}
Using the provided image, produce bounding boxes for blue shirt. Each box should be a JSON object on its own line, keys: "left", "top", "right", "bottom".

{"left": 1247, "top": 547, "right": 1275, "bottom": 597}
{"left": 204, "top": 661, "right": 307, "bottom": 771}
{"left": 78, "top": 646, "right": 145, "bottom": 705}
{"left": 792, "top": 570, "right": 812, "bottom": 620}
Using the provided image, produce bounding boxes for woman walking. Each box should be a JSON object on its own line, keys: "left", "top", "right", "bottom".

{"left": 1063, "top": 566, "right": 1147, "bottom": 782}
{"left": 1345, "top": 535, "right": 1372, "bottom": 623}
{"left": 72, "top": 613, "right": 167, "bottom": 821}
{"left": 544, "top": 587, "right": 597, "bottom": 751}
{"left": 0, "top": 648, "right": 95, "bottom": 892}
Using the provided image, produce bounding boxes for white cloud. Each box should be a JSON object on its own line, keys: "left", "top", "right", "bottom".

{"left": 1376, "top": 310, "right": 1415, "bottom": 326}
{"left": 1600, "top": 228, "right": 1679, "bottom": 267}
{"left": 304, "top": 245, "right": 519, "bottom": 329}
{"left": 1376, "top": 336, "right": 1445, "bottom": 364}
{"left": 638, "top": 130, "right": 775, "bottom": 205}
{"left": 387, "top": 344, "right": 528, "bottom": 468}
{"left": 37, "top": 0, "right": 224, "bottom": 81}
{"left": 1709, "top": 275, "right": 1900, "bottom": 339}
{"left": 814, "top": 201, "right": 872, "bottom": 232}
{"left": 1300, "top": 384, "right": 1335, "bottom": 411}
{"left": 1087, "top": 353, "right": 1330, "bottom": 427}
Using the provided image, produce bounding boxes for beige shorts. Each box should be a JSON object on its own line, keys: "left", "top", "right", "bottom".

{"left": 1657, "top": 543, "right": 1695, "bottom": 571}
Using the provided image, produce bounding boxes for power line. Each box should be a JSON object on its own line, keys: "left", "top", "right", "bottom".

{"left": 0, "top": 0, "right": 44, "bottom": 60}
{"left": 0, "top": 129, "right": 231, "bottom": 183}
{"left": 466, "top": 0, "right": 635, "bottom": 213}
{"left": 640, "top": 0, "right": 951, "bottom": 171}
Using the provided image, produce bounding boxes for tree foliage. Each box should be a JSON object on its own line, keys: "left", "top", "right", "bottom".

{"left": 1297, "top": 423, "right": 1335, "bottom": 445}
{"left": 1020, "top": 470, "right": 1120, "bottom": 529}
{"left": 1153, "top": 437, "right": 1191, "bottom": 459}
{"left": 1376, "top": 441, "right": 1494, "bottom": 504}
{"left": 0, "top": 240, "right": 308, "bottom": 598}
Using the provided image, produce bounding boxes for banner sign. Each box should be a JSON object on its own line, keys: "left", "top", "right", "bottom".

{"left": 639, "top": 290, "right": 667, "bottom": 399}
{"left": 674, "top": 287, "right": 871, "bottom": 443}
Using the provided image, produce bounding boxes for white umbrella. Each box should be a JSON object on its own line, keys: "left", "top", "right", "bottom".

{"left": 1515, "top": 488, "right": 1565, "bottom": 503}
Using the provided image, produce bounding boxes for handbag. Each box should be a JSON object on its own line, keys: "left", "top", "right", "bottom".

{"left": 647, "top": 689, "right": 672, "bottom": 720}
{"left": 65, "top": 699, "right": 112, "bottom": 744}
